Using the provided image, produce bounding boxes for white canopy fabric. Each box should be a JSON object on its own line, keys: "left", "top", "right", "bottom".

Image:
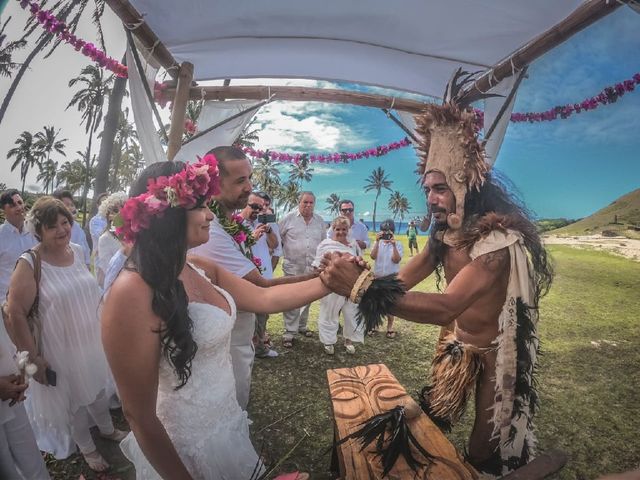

{"left": 127, "top": 0, "right": 583, "bottom": 98}
{"left": 173, "top": 100, "right": 262, "bottom": 163}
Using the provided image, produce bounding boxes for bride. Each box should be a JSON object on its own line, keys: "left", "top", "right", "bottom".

{"left": 101, "top": 156, "right": 329, "bottom": 479}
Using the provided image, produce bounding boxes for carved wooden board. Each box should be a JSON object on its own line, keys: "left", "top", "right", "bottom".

{"left": 327, "top": 364, "right": 479, "bottom": 480}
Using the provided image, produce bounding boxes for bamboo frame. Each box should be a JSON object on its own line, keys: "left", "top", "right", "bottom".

{"left": 462, "top": 0, "right": 622, "bottom": 103}
{"left": 165, "top": 85, "right": 430, "bottom": 113}
{"left": 105, "top": 0, "right": 179, "bottom": 78}
{"left": 167, "top": 62, "right": 194, "bottom": 160}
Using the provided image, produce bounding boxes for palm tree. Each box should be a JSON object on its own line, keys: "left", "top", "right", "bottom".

{"left": 234, "top": 118, "right": 260, "bottom": 148}
{"left": 288, "top": 156, "right": 314, "bottom": 186}
{"left": 35, "top": 125, "right": 67, "bottom": 165}
{"left": 364, "top": 167, "right": 393, "bottom": 231}
{"left": 1, "top": 0, "right": 108, "bottom": 127}
{"left": 252, "top": 154, "right": 281, "bottom": 190}
{"left": 7, "top": 131, "right": 41, "bottom": 195}
{"left": 58, "top": 151, "right": 96, "bottom": 196}
{"left": 67, "top": 65, "right": 113, "bottom": 226}
{"left": 115, "top": 142, "right": 145, "bottom": 192}
{"left": 388, "top": 190, "right": 411, "bottom": 232}
{"left": 0, "top": 17, "right": 27, "bottom": 78}
{"left": 105, "top": 109, "right": 137, "bottom": 191}
{"left": 326, "top": 193, "right": 341, "bottom": 215}
{"left": 278, "top": 181, "right": 301, "bottom": 214}
{"left": 37, "top": 159, "right": 59, "bottom": 194}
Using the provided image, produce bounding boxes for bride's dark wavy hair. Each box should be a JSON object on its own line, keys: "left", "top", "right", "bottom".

{"left": 128, "top": 161, "right": 198, "bottom": 389}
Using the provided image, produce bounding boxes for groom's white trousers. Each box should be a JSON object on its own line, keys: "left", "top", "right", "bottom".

{"left": 230, "top": 310, "right": 255, "bottom": 410}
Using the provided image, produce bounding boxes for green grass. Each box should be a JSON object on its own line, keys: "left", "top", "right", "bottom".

{"left": 50, "top": 236, "right": 640, "bottom": 479}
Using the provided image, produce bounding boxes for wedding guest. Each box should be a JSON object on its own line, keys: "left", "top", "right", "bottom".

{"left": 278, "top": 191, "right": 325, "bottom": 348}
{"left": 52, "top": 190, "right": 91, "bottom": 268}
{"left": 0, "top": 321, "right": 49, "bottom": 479}
{"left": 255, "top": 192, "right": 282, "bottom": 271}
{"left": 89, "top": 192, "right": 109, "bottom": 252}
{"left": 326, "top": 200, "right": 370, "bottom": 251}
{"left": 1, "top": 189, "right": 38, "bottom": 303}
{"left": 313, "top": 216, "right": 364, "bottom": 354}
{"left": 5, "top": 197, "right": 126, "bottom": 472}
{"left": 102, "top": 157, "right": 328, "bottom": 478}
{"left": 95, "top": 192, "right": 127, "bottom": 289}
{"left": 369, "top": 219, "right": 403, "bottom": 338}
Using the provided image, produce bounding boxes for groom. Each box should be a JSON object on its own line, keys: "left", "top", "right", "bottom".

{"left": 190, "top": 146, "right": 317, "bottom": 409}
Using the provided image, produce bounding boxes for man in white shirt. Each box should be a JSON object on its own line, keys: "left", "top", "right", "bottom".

{"left": 190, "top": 147, "right": 317, "bottom": 409}
{"left": 53, "top": 190, "right": 91, "bottom": 267}
{"left": 255, "top": 192, "right": 282, "bottom": 271}
{"left": 326, "top": 199, "right": 370, "bottom": 251}
{"left": 0, "top": 189, "right": 38, "bottom": 302}
{"left": 240, "top": 192, "right": 279, "bottom": 359}
{"left": 278, "top": 192, "right": 326, "bottom": 348}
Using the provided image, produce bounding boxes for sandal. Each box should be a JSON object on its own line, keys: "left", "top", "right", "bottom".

{"left": 83, "top": 450, "right": 109, "bottom": 472}
{"left": 283, "top": 338, "right": 293, "bottom": 348}
{"left": 299, "top": 329, "right": 314, "bottom": 338}
{"left": 386, "top": 331, "right": 397, "bottom": 339}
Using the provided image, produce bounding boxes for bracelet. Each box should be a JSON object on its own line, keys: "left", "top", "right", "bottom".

{"left": 349, "top": 270, "right": 374, "bottom": 304}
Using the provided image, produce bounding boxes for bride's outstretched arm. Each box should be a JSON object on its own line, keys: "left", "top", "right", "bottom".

{"left": 189, "top": 255, "right": 331, "bottom": 314}
{"left": 101, "top": 271, "right": 194, "bottom": 480}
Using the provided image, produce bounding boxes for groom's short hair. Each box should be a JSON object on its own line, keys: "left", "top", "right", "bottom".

{"left": 206, "top": 146, "right": 247, "bottom": 177}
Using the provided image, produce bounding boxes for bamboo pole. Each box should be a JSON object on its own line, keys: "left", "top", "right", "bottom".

{"left": 105, "top": 0, "right": 179, "bottom": 78}
{"left": 463, "top": 0, "right": 622, "bottom": 104}
{"left": 165, "top": 85, "right": 429, "bottom": 114}
{"left": 167, "top": 62, "right": 194, "bottom": 160}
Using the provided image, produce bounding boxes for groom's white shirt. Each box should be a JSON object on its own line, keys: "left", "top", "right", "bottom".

{"left": 190, "top": 217, "right": 256, "bottom": 410}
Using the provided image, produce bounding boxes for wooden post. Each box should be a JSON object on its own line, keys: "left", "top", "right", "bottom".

{"left": 166, "top": 62, "right": 194, "bottom": 161}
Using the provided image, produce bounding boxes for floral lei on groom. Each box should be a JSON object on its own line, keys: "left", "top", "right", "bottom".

{"left": 209, "top": 200, "right": 263, "bottom": 272}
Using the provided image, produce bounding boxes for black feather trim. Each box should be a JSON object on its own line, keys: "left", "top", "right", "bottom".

{"left": 334, "top": 405, "right": 434, "bottom": 476}
{"left": 417, "top": 385, "right": 452, "bottom": 433}
{"left": 356, "top": 274, "right": 405, "bottom": 334}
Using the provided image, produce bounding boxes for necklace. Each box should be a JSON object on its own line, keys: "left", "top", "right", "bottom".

{"left": 209, "top": 201, "right": 263, "bottom": 272}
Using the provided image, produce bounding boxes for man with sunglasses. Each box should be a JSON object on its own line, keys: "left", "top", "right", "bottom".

{"left": 327, "top": 200, "right": 370, "bottom": 251}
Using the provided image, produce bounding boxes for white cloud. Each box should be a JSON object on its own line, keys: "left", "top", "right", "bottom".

{"left": 311, "top": 165, "right": 350, "bottom": 176}
{"left": 362, "top": 211, "right": 371, "bottom": 217}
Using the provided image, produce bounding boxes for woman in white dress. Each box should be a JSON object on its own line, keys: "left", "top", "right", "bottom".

{"left": 101, "top": 158, "right": 329, "bottom": 479}
{"left": 312, "top": 216, "right": 364, "bottom": 355}
{"left": 95, "top": 192, "right": 127, "bottom": 289}
{"left": 5, "top": 197, "right": 127, "bottom": 472}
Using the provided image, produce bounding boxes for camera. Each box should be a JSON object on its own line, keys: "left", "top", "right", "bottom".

{"left": 257, "top": 213, "right": 276, "bottom": 224}
{"left": 381, "top": 231, "right": 392, "bottom": 241}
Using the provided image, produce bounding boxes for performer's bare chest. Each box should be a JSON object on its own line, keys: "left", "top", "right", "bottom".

{"left": 442, "top": 247, "right": 472, "bottom": 282}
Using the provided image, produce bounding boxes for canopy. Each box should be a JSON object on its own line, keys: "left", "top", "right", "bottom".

{"left": 125, "top": 0, "right": 584, "bottom": 98}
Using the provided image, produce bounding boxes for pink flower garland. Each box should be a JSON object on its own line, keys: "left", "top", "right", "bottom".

{"left": 242, "top": 137, "right": 412, "bottom": 164}
{"left": 18, "top": 0, "right": 128, "bottom": 78}
{"left": 115, "top": 154, "right": 220, "bottom": 243}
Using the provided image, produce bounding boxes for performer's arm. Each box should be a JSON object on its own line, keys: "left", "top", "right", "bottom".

{"left": 101, "top": 271, "right": 193, "bottom": 480}
{"left": 188, "top": 255, "right": 330, "bottom": 314}
{"left": 397, "top": 242, "right": 436, "bottom": 289}
{"left": 391, "top": 248, "right": 510, "bottom": 325}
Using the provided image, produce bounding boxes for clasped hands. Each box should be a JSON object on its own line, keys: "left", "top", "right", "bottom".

{"left": 318, "top": 252, "right": 369, "bottom": 298}
{"left": 0, "top": 374, "right": 28, "bottom": 406}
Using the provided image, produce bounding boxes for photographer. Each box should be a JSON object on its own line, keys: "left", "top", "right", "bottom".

{"left": 369, "top": 219, "right": 403, "bottom": 338}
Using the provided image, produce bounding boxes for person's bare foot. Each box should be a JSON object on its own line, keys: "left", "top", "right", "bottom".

{"left": 83, "top": 450, "right": 109, "bottom": 472}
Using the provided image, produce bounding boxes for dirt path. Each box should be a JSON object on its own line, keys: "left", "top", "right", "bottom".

{"left": 543, "top": 234, "right": 640, "bottom": 262}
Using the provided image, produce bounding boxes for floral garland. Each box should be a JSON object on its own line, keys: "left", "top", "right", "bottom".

{"left": 114, "top": 154, "right": 220, "bottom": 243}
{"left": 209, "top": 201, "right": 263, "bottom": 272}
{"left": 242, "top": 137, "right": 412, "bottom": 164}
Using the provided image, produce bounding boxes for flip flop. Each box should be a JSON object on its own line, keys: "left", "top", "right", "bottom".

{"left": 299, "top": 330, "right": 314, "bottom": 337}
{"left": 386, "top": 331, "right": 397, "bottom": 339}
{"left": 283, "top": 338, "right": 294, "bottom": 348}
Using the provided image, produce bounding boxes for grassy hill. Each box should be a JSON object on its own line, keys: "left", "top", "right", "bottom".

{"left": 550, "top": 188, "right": 640, "bottom": 238}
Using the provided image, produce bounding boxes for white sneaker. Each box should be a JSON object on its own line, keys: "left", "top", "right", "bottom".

{"left": 324, "top": 345, "right": 335, "bottom": 355}
{"left": 345, "top": 344, "right": 356, "bottom": 355}
{"left": 257, "top": 349, "right": 279, "bottom": 358}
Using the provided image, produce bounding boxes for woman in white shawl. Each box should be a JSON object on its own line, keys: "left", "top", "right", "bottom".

{"left": 312, "top": 216, "right": 364, "bottom": 355}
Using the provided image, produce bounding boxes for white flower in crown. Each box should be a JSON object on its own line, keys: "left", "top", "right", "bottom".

{"left": 164, "top": 187, "right": 179, "bottom": 207}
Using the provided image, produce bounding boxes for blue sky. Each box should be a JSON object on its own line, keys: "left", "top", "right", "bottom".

{"left": 0, "top": 5, "right": 638, "bottom": 222}
{"left": 250, "top": 7, "right": 640, "bottom": 221}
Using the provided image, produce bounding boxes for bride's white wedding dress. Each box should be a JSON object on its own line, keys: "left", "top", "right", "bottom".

{"left": 120, "top": 283, "right": 263, "bottom": 479}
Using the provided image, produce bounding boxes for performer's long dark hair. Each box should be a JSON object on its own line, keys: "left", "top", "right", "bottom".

{"left": 128, "top": 161, "right": 198, "bottom": 389}
{"left": 428, "top": 171, "right": 553, "bottom": 306}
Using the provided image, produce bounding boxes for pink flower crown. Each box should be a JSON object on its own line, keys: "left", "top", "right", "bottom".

{"left": 114, "top": 154, "right": 221, "bottom": 243}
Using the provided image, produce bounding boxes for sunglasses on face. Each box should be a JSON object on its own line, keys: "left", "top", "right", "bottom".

{"left": 341, "top": 208, "right": 354, "bottom": 213}
{"left": 249, "top": 203, "right": 262, "bottom": 210}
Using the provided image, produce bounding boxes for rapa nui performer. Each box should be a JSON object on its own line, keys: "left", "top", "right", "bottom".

{"left": 320, "top": 72, "right": 553, "bottom": 476}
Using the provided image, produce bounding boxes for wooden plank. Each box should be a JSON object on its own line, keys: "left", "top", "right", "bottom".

{"left": 327, "top": 364, "right": 478, "bottom": 480}
{"left": 166, "top": 62, "right": 194, "bottom": 161}
{"left": 164, "top": 85, "right": 429, "bottom": 114}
